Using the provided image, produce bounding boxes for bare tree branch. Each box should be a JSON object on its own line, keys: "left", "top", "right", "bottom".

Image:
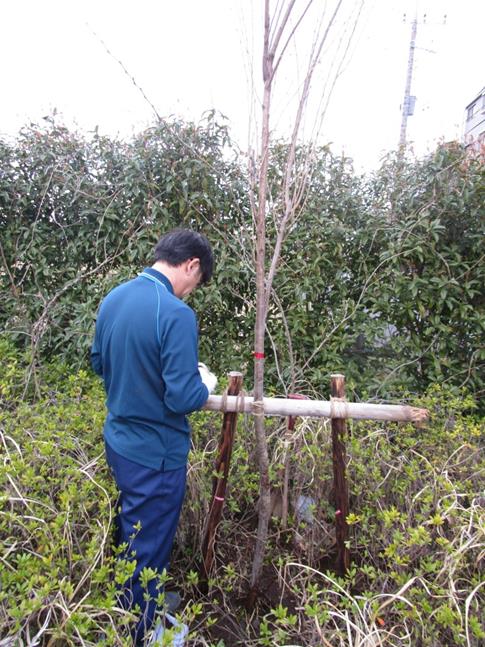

{"left": 87, "top": 24, "right": 161, "bottom": 122}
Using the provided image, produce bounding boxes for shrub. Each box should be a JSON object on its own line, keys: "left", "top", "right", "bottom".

{"left": 1, "top": 346, "right": 483, "bottom": 645}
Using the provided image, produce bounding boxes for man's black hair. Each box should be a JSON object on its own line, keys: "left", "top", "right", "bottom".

{"left": 153, "top": 229, "right": 214, "bottom": 284}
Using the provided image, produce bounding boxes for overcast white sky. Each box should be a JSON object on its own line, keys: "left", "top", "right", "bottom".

{"left": 1, "top": 0, "right": 483, "bottom": 170}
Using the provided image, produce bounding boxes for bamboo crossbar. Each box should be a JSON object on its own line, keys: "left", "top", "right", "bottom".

{"left": 204, "top": 395, "right": 427, "bottom": 423}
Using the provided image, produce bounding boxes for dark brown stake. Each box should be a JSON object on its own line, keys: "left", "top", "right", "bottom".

{"left": 201, "top": 371, "right": 243, "bottom": 580}
{"left": 331, "top": 373, "right": 350, "bottom": 575}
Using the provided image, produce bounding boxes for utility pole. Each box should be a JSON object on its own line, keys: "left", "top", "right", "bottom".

{"left": 398, "top": 11, "right": 446, "bottom": 150}
{"left": 399, "top": 16, "right": 418, "bottom": 149}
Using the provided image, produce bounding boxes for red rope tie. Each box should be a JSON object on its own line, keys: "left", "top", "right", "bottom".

{"left": 253, "top": 352, "right": 265, "bottom": 359}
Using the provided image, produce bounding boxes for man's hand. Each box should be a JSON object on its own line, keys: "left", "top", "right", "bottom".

{"left": 198, "top": 362, "right": 218, "bottom": 394}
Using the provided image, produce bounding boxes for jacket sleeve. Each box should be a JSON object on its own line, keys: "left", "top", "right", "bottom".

{"left": 160, "top": 306, "right": 209, "bottom": 415}
{"left": 90, "top": 327, "right": 103, "bottom": 377}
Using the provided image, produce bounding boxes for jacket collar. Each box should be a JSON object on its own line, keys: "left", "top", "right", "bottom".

{"left": 140, "top": 267, "right": 174, "bottom": 294}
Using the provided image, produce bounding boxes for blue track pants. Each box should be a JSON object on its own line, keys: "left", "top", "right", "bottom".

{"left": 105, "top": 442, "right": 186, "bottom": 643}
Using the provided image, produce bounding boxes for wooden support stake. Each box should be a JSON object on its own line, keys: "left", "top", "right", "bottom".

{"left": 201, "top": 371, "right": 243, "bottom": 580}
{"left": 331, "top": 373, "right": 350, "bottom": 575}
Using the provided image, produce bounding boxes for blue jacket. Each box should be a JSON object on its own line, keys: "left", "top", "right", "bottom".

{"left": 91, "top": 267, "right": 209, "bottom": 470}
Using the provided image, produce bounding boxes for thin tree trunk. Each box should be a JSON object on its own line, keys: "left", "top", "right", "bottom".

{"left": 281, "top": 394, "right": 308, "bottom": 529}
{"left": 248, "top": 0, "right": 273, "bottom": 607}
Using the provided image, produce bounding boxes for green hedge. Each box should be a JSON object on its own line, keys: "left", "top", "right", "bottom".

{"left": 1, "top": 120, "right": 483, "bottom": 406}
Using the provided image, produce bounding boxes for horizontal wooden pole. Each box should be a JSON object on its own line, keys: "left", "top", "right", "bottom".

{"left": 204, "top": 395, "right": 427, "bottom": 423}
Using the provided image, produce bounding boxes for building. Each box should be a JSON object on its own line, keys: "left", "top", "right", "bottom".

{"left": 464, "top": 87, "right": 485, "bottom": 151}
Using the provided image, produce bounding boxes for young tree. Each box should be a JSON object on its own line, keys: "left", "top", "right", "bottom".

{"left": 247, "top": 0, "right": 364, "bottom": 602}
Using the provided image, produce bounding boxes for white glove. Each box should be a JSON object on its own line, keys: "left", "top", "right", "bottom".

{"left": 198, "top": 362, "right": 218, "bottom": 394}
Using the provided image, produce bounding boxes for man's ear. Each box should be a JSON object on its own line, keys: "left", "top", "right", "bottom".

{"left": 187, "top": 257, "right": 201, "bottom": 274}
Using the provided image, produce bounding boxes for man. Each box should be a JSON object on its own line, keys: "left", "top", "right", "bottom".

{"left": 91, "top": 229, "right": 217, "bottom": 643}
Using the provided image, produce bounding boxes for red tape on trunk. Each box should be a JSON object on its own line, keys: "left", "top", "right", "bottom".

{"left": 253, "top": 352, "right": 265, "bottom": 359}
